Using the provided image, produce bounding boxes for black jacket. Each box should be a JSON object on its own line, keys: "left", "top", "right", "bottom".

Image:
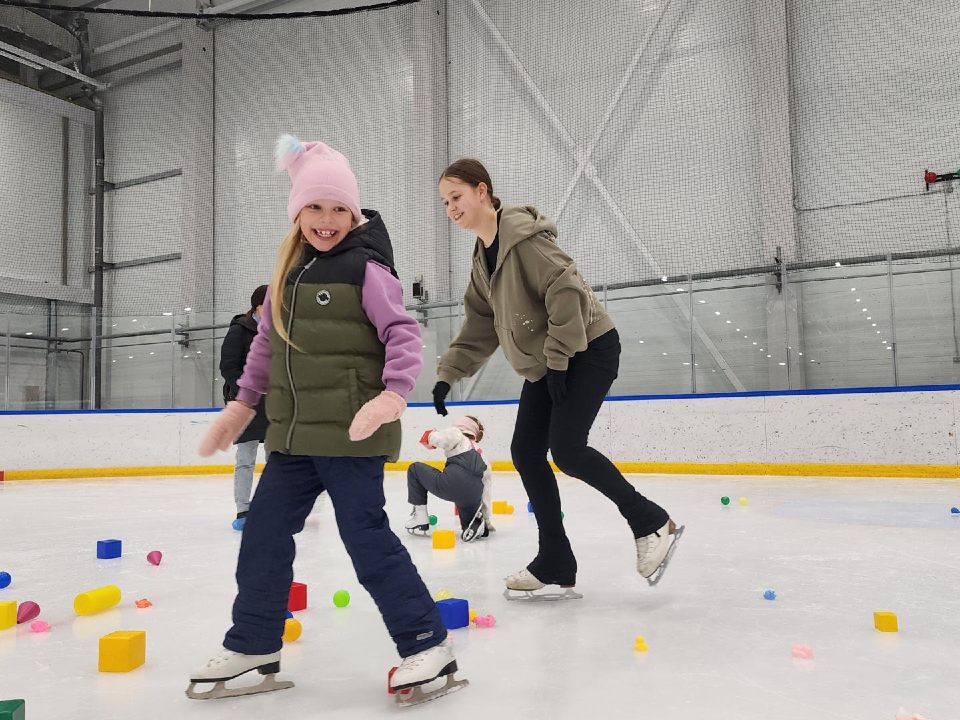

{"left": 220, "top": 312, "right": 268, "bottom": 444}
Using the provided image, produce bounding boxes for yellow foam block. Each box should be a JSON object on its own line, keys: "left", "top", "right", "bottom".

{"left": 492, "top": 501, "right": 508, "bottom": 515}
{"left": 874, "top": 611, "right": 898, "bottom": 633}
{"left": 432, "top": 530, "right": 455, "bottom": 549}
{"left": 99, "top": 630, "right": 146, "bottom": 672}
{"left": 0, "top": 601, "right": 15, "bottom": 630}
{"left": 634, "top": 635, "right": 648, "bottom": 652}
{"left": 282, "top": 618, "right": 302, "bottom": 643}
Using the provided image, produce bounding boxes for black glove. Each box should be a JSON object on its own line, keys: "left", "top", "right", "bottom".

{"left": 432, "top": 381, "right": 450, "bottom": 416}
{"left": 546, "top": 368, "right": 567, "bottom": 405}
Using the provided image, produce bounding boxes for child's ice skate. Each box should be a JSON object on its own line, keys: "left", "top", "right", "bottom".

{"left": 636, "top": 519, "right": 685, "bottom": 587}
{"left": 185, "top": 647, "right": 293, "bottom": 700}
{"left": 503, "top": 568, "right": 583, "bottom": 602}
{"left": 461, "top": 505, "right": 486, "bottom": 543}
{"left": 390, "top": 637, "right": 468, "bottom": 707}
{"left": 405, "top": 505, "right": 429, "bottom": 537}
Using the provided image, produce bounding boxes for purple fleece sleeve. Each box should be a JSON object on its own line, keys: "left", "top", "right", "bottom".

{"left": 236, "top": 291, "right": 273, "bottom": 405}
{"left": 361, "top": 261, "right": 423, "bottom": 398}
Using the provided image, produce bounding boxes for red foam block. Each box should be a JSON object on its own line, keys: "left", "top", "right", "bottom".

{"left": 288, "top": 582, "right": 307, "bottom": 612}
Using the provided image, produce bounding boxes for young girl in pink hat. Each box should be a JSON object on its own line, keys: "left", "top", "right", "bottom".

{"left": 188, "top": 136, "right": 466, "bottom": 706}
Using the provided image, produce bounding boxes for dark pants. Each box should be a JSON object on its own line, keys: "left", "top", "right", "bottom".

{"left": 511, "top": 329, "right": 669, "bottom": 585}
{"left": 407, "top": 453, "right": 485, "bottom": 530}
{"left": 223, "top": 452, "right": 446, "bottom": 657}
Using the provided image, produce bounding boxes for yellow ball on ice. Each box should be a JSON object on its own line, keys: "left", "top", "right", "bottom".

{"left": 739, "top": 497, "right": 747, "bottom": 506}
{"left": 282, "top": 618, "right": 302, "bottom": 643}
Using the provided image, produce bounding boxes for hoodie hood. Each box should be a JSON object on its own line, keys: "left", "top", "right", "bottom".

{"left": 472, "top": 204, "right": 558, "bottom": 279}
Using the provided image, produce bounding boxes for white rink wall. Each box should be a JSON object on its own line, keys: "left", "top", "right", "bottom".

{"left": 1, "top": 387, "right": 959, "bottom": 473}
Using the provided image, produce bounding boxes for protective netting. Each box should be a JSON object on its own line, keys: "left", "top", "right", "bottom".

{"left": 1, "top": 0, "right": 959, "bottom": 319}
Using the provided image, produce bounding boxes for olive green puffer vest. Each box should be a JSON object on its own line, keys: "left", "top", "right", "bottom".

{"left": 264, "top": 214, "right": 402, "bottom": 461}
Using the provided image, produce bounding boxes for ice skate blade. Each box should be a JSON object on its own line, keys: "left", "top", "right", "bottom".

{"left": 503, "top": 587, "right": 583, "bottom": 602}
{"left": 394, "top": 673, "right": 469, "bottom": 707}
{"left": 646, "top": 524, "right": 685, "bottom": 587}
{"left": 185, "top": 673, "right": 294, "bottom": 700}
{"left": 406, "top": 526, "right": 429, "bottom": 537}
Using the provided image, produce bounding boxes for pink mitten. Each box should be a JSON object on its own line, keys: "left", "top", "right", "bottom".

{"left": 199, "top": 401, "right": 256, "bottom": 457}
{"left": 349, "top": 391, "right": 406, "bottom": 442}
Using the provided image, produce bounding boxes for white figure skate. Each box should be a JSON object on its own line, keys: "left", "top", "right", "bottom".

{"left": 461, "top": 505, "right": 486, "bottom": 543}
{"left": 390, "top": 637, "right": 468, "bottom": 707}
{"left": 405, "top": 505, "right": 430, "bottom": 537}
{"left": 503, "top": 568, "right": 583, "bottom": 602}
{"left": 636, "top": 519, "right": 685, "bottom": 587}
{"left": 185, "top": 647, "right": 293, "bottom": 700}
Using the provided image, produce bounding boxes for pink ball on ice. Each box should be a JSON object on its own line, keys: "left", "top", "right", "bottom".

{"left": 29, "top": 620, "right": 50, "bottom": 633}
{"left": 147, "top": 551, "right": 162, "bottom": 566}
{"left": 17, "top": 601, "right": 40, "bottom": 624}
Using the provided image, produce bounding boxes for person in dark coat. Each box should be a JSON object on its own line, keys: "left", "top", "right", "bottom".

{"left": 219, "top": 284, "right": 269, "bottom": 530}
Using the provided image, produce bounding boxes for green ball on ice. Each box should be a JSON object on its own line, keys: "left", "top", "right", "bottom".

{"left": 333, "top": 590, "right": 350, "bottom": 608}
{"left": 721, "top": 496, "right": 730, "bottom": 506}
{"left": 429, "top": 515, "right": 438, "bottom": 526}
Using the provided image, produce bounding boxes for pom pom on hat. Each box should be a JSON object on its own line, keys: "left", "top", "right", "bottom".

{"left": 275, "top": 134, "right": 307, "bottom": 171}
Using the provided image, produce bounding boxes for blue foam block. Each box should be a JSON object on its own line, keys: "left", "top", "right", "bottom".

{"left": 97, "top": 539, "right": 122, "bottom": 559}
{"left": 436, "top": 598, "right": 469, "bottom": 630}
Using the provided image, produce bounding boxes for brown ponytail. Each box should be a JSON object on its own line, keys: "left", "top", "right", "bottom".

{"left": 440, "top": 159, "right": 501, "bottom": 210}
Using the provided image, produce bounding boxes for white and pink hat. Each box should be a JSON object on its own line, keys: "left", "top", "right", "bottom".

{"left": 275, "top": 134, "right": 362, "bottom": 224}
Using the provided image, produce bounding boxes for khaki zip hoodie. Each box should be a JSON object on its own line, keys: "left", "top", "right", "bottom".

{"left": 437, "top": 203, "right": 615, "bottom": 385}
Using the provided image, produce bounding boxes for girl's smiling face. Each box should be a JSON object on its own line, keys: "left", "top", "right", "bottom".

{"left": 299, "top": 200, "right": 355, "bottom": 251}
{"left": 439, "top": 177, "right": 488, "bottom": 232}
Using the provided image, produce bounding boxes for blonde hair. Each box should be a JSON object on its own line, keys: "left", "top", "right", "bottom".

{"left": 269, "top": 224, "right": 306, "bottom": 347}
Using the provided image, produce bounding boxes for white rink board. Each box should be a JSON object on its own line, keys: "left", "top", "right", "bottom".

{"left": 1, "top": 389, "right": 958, "bottom": 471}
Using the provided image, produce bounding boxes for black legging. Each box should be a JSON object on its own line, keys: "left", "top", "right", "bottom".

{"left": 510, "top": 329, "right": 668, "bottom": 585}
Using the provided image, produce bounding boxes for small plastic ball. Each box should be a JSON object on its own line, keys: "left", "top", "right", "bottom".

{"left": 763, "top": 590, "right": 776, "bottom": 601}
{"left": 720, "top": 497, "right": 730, "bottom": 506}
{"left": 333, "top": 590, "right": 350, "bottom": 608}
{"left": 951, "top": 507, "right": 959, "bottom": 514}
{"left": 147, "top": 550, "right": 162, "bottom": 566}
{"left": 286, "top": 610, "right": 293, "bottom": 619}
{"left": 433, "top": 589, "right": 453, "bottom": 601}
{"left": 561, "top": 511, "right": 565, "bottom": 519}
{"left": 0, "top": 572, "right": 10, "bottom": 589}
{"left": 527, "top": 501, "right": 533, "bottom": 512}
{"left": 469, "top": 609, "right": 478, "bottom": 621}
{"left": 739, "top": 497, "right": 748, "bottom": 506}
{"left": 282, "top": 618, "right": 302, "bottom": 643}
{"left": 925, "top": 171, "right": 938, "bottom": 184}
{"left": 429, "top": 515, "right": 438, "bottom": 526}
{"left": 30, "top": 620, "right": 50, "bottom": 633}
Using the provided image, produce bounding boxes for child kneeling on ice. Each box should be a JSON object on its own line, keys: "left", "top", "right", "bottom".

{"left": 405, "top": 416, "right": 493, "bottom": 542}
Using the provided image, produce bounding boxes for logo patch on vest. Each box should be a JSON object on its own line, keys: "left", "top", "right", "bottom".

{"left": 316, "top": 290, "right": 331, "bottom": 306}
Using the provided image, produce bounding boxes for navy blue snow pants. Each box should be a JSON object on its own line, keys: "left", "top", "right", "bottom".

{"left": 223, "top": 452, "right": 446, "bottom": 657}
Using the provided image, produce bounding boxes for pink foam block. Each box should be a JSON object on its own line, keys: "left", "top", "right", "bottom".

{"left": 147, "top": 550, "right": 162, "bottom": 566}
{"left": 17, "top": 601, "right": 40, "bottom": 624}
{"left": 473, "top": 614, "right": 497, "bottom": 628}
{"left": 29, "top": 620, "right": 50, "bottom": 633}
{"left": 791, "top": 644, "right": 814, "bottom": 660}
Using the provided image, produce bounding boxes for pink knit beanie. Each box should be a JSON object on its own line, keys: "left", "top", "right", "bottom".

{"left": 453, "top": 416, "right": 482, "bottom": 441}
{"left": 275, "top": 134, "right": 362, "bottom": 224}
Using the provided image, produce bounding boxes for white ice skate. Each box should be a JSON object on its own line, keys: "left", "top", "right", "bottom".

{"left": 185, "top": 647, "right": 293, "bottom": 700}
{"left": 503, "top": 568, "right": 583, "bottom": 602}
{"left": 461, "top": 506, "right": 486, "bottom": 543}
{"left": 636, "top": 519, "right": 685, "bottom": 587}
{"left": 405, "top": 505, "right": 429, "bottom": 537}
{"left": 390, "top": 637, "right": 468, "bottom": 707}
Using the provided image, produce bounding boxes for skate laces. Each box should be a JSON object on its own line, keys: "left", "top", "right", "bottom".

{"left": 206, "top": 649, "right": 236, "bottom": 668}
{"left": 636, "top": 530, "right": 663, "bottom": 560}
